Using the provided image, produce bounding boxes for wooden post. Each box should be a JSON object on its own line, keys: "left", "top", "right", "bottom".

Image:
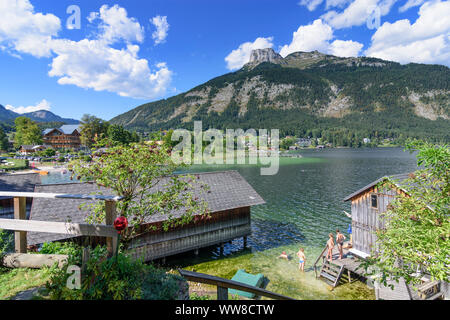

{"left": 220, "top": 243, "right": 224, "bottom": 255}
{"left": 14, "top": 197, "right": 27, "bottom": 253}
{"left": 243, "top": 236, "right": 247, "bottom": 248}
{"left": 347, "top": 270, "right": 351, "bottom": 283}
{"left": 81, "top": 247, "right": 90, "bottom": 276}
{"left": 105, "top": 201, "right": 117, "bottom": 257}
{"left": 217, "top": 286, "right": 228, "bottom": 300}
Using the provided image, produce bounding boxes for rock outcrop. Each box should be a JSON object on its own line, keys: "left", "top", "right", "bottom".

{"left": 246, "top": 48, "right": 284, "bottom": 68}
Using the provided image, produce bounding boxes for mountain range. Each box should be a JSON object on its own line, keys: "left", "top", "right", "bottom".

{"left": 0, "top": 104, "right": 79, "bottom": 125}
{"left": 110, "top": 49, "right": 450, "bottom": 143}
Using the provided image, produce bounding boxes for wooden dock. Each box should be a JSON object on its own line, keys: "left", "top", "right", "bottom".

{"left": 331, "top": 249, "right": 366, "bottom": 277}
{"left": 315, "top": 244, "right": 367, "bottom": 287}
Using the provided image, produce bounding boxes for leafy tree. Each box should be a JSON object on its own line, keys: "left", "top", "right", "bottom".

{"left": 0, "top": 127, "right": 9, "bottom": 151}
{"left": 69, "top": 141, "right": 209, "bottom": 245}
{"left": 80, "top": 114, "right": 109, "bottom": 148}
{"left": 280, "top": 137, "right": 296, "bottom": 150}
{"left": 106, "top": 124, "right": 139, "bottom": 145}
{"left": 364, "top": 140, "right": 450, "bottom": 286}
{"left": 13, "top": 117, "right": 43, "bottom": 148}
{"left": 42, "top": 148, "right": 56, "bottom": 157}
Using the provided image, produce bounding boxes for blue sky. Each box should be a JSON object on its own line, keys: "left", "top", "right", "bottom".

{"left": 0, "top": 0, "right": 448, "bottom": 120}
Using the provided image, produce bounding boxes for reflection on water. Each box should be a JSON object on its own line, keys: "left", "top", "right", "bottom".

{"left": 41, "top": 147, "right": 417, "bottom": 299}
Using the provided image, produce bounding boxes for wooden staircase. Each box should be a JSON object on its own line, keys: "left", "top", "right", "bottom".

{"left": 320, "top": 260, "right": 345, "bottom": 287}
{"left": 313, "top": 245, "right": 346, "bottom": 287}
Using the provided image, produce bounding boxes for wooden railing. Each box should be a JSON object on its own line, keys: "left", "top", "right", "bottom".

{"left": 0, "top": 191, "right": 123, "bottom": 258}
{"left": 178, "top": 269, "right": 295, "bottom": 300}
{"left": 313, "top": 245, "right": 328, "bottom": 278}
{"left": 417, "top": 280, "right": 443, "bottom": 300}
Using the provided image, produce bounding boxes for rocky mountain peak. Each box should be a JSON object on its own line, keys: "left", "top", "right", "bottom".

{"left": 246, "top": 48, "right": 284, "bottom": 67}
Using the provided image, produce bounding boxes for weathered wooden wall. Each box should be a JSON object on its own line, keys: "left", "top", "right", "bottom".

{"left": 351, "top": 186, "right": 399, "bottom": 255}
{"left": 128, "top": 207, "right": 251, "bottom": 261}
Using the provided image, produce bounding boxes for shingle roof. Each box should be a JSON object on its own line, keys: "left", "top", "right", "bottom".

{"left": 343, "top": 173, "right": 411, "bottom": 202}
{"left": 59, "top": 125, "right": 81, "bottom": 135}
{"left": 27, "top": 170, "right": 265, "bottom": 245}
{"left": 20, "top": 145, "right": 36, "bottom": 150}
{"left": 42, "top": 128, "right": 56, "bottom": 135}
{"left": 0, "top": 173, "right": 41, "bottom": 200}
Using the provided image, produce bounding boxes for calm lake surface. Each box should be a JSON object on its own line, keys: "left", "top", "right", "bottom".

{"left": 42, "top": 147, "right": 418, "bottom": 300}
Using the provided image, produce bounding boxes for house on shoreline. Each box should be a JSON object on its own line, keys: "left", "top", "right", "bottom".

{"left": 26, "top": 170, "right": 265, "bottom": 261}
{"left": 18, "top": 145, "right": 49, "bottom": 155}
{"left": 343, "top": 173, "right": 448, "bottom": 300}
{"left": 42, "top": 125, "right": 82, "bottom": 150}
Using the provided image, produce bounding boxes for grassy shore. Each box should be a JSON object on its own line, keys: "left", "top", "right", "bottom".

{"left": 0, "top": 267, "right": 50, "bottom": 300}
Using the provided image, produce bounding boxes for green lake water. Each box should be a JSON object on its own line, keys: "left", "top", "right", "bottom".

{"left": 41, "top": 147, "right": 418, "bottom": 300}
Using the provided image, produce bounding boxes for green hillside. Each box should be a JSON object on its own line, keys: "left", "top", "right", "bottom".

{"left": 110, "top": 51, "right": 450, "bottom": 144}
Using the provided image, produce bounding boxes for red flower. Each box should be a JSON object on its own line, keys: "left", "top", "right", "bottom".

{"left": 114, "top": 216, "right": 128, "bottom": 233}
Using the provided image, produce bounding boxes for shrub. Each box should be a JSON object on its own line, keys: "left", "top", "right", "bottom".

{"left": 39, "top": 241, "right": 81, "bottom": 258}
{"left": 0, "top": 229, "right": 14, "bottom": 258}
{"left": 45, "top": 245, "right": 184, "bottom": 300}
{"left": 190, "top": 292, "right": 211, "bottom": 300}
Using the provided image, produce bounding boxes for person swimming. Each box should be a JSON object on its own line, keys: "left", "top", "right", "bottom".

{"left": 278, "top": 251, "right": 289, "bottom": 260}
{"left": 297, "top": 248, "right": 306, "bottom": 272}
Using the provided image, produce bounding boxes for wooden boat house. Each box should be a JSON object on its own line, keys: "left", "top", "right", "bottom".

{"left": 27, "top": 170, "right": 265, "bottom": 261}
{"left": 343, "top": 173, "right": 448, "bottom": 300}
{"left": 0, "top": 173, "right": 41, "bottom": 218}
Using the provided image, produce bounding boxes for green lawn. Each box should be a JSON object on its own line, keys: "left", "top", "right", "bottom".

{"left": 0, "top": 267, "right": 50, "bottom": 300}
{"left": 0, "top": 159, "right": 28, "bottom": 171}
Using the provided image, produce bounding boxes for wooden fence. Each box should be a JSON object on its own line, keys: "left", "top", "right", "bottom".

{"left": 178, "top": 269, "right": 295, "bottom": 300}
{"left": 0, "top": 191, "right": 123, "bottom": 260}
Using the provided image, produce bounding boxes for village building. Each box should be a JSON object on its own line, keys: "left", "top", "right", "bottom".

{"left": 297, "top": 138, "right": 311, "bottom": 147}
{"left": 19, "top": 145, "right": 49, "bottom": 155}
{"left": 42, "top": 124, "right": 82, "bottom": 150}
{"left": 343, "top": 173, "right": 448, "bottom": 300}
{"left": 27, "top": 170, "right": 265, "bottom": 262}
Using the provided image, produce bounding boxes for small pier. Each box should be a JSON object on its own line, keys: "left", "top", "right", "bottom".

{"left": 314, "top": 244, "right": 366, "bottom": 288}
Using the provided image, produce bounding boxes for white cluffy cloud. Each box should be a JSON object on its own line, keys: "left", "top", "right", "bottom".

{"left": 0, "top": 0, "right": 60, "bottom": 58}
{"left": 48, "top": 5, "right": 172, "bottom": 99}
{"left": 0, "top": 1, "right": 173, "bottom": 100}
{"left": 150, "top": 15, "right": 170, "bottom": 45}
{"left": 5, "top": 99, "right": 51, "bottom": 114}
{"left": 87, "top": 4, "right": 144, "bottom": 44}
{"left": 279, "top": 19, "right": 363, "bottom": 58}
{"left": 365, "top": 0, "right": 450, "bottom": 66}
{"left": 298, "top": 0, "right": 325, "bottom": 11}
{"left": 225, "top": 37, "right": 275, "bottom": 70}
{"left": 299, "top": 0, "right": 353, "bottom": 11}
{"left": 398, "top": 0, "right": 425, "bottom": 13}
{"left": 321, "top": 0, "right": 398, "bottom": 29}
